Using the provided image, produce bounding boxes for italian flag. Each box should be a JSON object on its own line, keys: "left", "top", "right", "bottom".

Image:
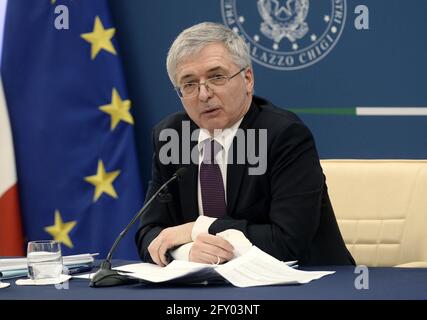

{"left": 0, "top": 79, "right": 24, "bottom": 256}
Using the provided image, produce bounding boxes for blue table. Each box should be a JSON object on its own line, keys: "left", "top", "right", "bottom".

{"left": 2, "top": 262, "right": 425, "bottom": 318}
{"left": 1, "top": 262, "right": 426, "bottom": 300}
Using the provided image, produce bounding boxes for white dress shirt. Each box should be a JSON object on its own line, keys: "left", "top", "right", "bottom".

{"left": 171, "top": 117, "right": 243, "bottom": 261}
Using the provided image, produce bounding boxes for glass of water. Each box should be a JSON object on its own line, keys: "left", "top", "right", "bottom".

{"left": 27, "top": 240, "right": 63, "bottom": 280}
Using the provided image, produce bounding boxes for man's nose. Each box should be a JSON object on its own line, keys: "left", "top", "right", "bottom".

{"left": 198, "top": 82, "right": 213, "bottom": 102}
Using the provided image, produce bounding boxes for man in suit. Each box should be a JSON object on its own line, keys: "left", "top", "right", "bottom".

{"left": 135, "top": 22, "right": 354, "bottom": 266}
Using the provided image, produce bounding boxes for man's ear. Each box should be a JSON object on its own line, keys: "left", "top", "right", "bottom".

{"left": 244, "top": 68, "right": 254, "bottom": 94}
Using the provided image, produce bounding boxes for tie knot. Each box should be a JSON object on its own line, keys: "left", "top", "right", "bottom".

{"left": 203, "top": 139, "right": 222, "bottom": 164}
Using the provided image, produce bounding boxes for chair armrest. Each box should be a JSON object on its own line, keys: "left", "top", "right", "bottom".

{"left": 394, "top": 261, "right": 427, "bottom": 268}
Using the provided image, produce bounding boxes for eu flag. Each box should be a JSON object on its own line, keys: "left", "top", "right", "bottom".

{"left": 1, "top": 0, "right": 143, "bottom": 259}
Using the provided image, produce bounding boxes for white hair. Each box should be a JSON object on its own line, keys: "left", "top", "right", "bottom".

{"left": 166, "top": 22, "right": 252, "bottom": 86}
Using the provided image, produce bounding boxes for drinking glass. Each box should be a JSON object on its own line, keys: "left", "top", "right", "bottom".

{"left": 27, "top": 240, "right": 63, "bottom": 280}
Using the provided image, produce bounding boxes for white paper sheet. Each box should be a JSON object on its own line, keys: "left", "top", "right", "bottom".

{"left": 15, "top": 274, "right": 71, "bottom": 286}
{"left": 115, "top": 260, "right": 216, "bottom": 283}
{"left": 73, "top": 230, "right": 335, "bottom": 287}
{"left": 215, "top": 246, "right": 334, "bottom": 287}
{"left": 112, "top": 240, "right": 334, "bottom": 287}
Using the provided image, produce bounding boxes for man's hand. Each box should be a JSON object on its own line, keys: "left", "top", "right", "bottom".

{"left": 189, "top": 233, "right": 234, "bottom": 264}
{"left": 148, "top": 222, "right": 195, "bottom": 266}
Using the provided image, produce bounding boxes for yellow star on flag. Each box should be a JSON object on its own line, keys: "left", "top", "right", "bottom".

{"left": 99, "top": 88, "right": 134, "bottom": 130}
{"left": 44, "top": 210, "right": 77, "bottom": 248}
{"left": 80, "top": 16, "right": 117, "bottom": 60}
{"left": 84, "top": 160, "right": 120, "bottom": 202}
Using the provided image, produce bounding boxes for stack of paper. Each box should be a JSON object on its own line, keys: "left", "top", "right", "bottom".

{"left": 0, "top": 253, "right": 97, "bottom": 280}
{"left": 113, "top": 247, "right": 334, "bottom": 288}
{"left": 74, "top": 230, "right": 335, "bottom": 287}
{"left": 63, "top": 253, "right": 98, "bottom": 267}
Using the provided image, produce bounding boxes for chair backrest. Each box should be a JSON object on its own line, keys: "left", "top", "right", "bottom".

{"left": 320, "top": 160, "right": 427, "bottom": 267}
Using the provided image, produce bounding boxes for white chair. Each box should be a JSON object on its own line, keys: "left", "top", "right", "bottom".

{"left": 321, "top": 160, "right": 427, "bottom": 267}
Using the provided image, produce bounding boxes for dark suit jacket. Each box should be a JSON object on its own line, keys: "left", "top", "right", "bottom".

{"left": 135, "top": 96, "right": 355, "bottom": 266}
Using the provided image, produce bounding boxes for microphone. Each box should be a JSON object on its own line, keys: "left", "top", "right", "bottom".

{"left": 90, "top": 167, "right": 187, "bottom": 287}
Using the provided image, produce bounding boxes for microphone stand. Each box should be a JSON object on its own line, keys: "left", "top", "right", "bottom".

{"left": 90, "top": 169, "right": 185, "bottom": 287}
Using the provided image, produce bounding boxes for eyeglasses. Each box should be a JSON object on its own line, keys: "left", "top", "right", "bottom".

{"left": 175, "top": 67, "right": 247, "bottom": 98}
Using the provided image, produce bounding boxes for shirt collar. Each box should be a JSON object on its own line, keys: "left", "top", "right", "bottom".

{"left": 197, "top": 117, "right": 244, "bottom": 153}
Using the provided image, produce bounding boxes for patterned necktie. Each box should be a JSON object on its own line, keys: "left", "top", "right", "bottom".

{"left": 200, "top": 139, "right": 226, "bottom": 218}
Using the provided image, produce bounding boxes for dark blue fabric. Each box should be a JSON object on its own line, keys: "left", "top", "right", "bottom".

{"left": 1, "top": 263, "right": 426, "bottom": 300}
